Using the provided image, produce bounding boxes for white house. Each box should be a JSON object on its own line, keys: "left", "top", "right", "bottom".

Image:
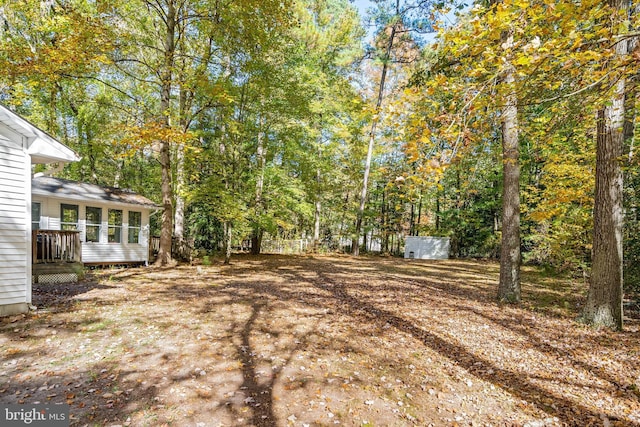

{"left": 0, "top": 104, "right": 79, "bottom": 316}
{"left": 32, "top": 176, "right": 158, "bottom": 266}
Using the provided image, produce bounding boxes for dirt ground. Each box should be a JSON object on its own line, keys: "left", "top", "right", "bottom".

{"left": 1, "top": 255, "right": 639, "bottom": 427}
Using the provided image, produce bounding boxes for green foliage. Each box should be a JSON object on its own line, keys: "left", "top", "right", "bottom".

{"left": 429, "top": 145, "right": 501, "bottom": 258}
{"left": 3, "top": 0, "right": 640, "bottom": 300}
{"left": 185, "top": 202, "right": 225, "bottom": 252}
{"left": 625, "top": 166, "right": 640, "bottom": 295}
{"left": 395, "top": 0, "right": 640, "bottom": 283}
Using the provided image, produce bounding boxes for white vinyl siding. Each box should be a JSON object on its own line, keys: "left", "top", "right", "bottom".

{"left": 0, "top": 136, "right": 28, "bottom": 306}
{"left": 81, "top": 244, "right": 149, "bottom": 264}
{"left": 32, "top": 197, "right": 151, "bottom": 264}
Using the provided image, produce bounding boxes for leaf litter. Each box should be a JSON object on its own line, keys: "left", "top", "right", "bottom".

{"left": 0, "top": 254, "right": 638, "bottom": 426}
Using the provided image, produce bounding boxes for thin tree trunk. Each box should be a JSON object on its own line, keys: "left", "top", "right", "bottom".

{"left": 409, "top": 202, "right": 415, "bottom": 236}
{"left": 339, "top": 192, "right": 349, "bottom": 249}
{"left": 48, "top": 86, "right": 58, "bottom": 136}
{"left": 435, "top": 192, "right": 440, "bottom": 232}
{"left": 313, "top": 141, "right": 322, "bottom": 252}
{"left": 497, "top": 30, "right": 521, "bottom": 303}
{"left": 156, "top": 0, "right": 176, "bottom": 266}
{"left": 582, "top": 0, "right": 627, "bottom": 329}
{"left": 224, "top": 221, "right": 233, "bottom": 265}
{"left": 624, "top": 74, "right": 637, "bottom": 163}
{"left": 416, "top": 194, "right": 422, "bottom": 236}
{"left": 113, "top": 159, "right": 124, "bottom": 188}
{"left": 382, "top": 187, "right": 388, "bottom": 253}
{"left": 313, "top": 198, "right": 321, "bottom": 249}
{"left": 353, "top": 8, "right": 398, "bottom": 256}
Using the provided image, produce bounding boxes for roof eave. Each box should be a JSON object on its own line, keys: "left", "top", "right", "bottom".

{"left": 31, "top": 188, "right": 159, "bottom": 210}
{"left": 28, "top": 134, "right": 81, "bottom": 164}
{"left": 0, "top": 104, "right": 80, "bottom": 164}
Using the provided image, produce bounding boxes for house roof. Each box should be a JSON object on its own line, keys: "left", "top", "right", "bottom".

{"left": 32, "top": 176, "right": 160, "bottom": 210}
{"left": 0, "top": 104, "right": 79, "bottom": 164}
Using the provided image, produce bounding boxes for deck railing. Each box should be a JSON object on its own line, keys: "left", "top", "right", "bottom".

{"left": 32, "top": 230, "right": 82, "bottom": 264}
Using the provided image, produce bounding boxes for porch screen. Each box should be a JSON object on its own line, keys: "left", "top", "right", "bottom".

{"left": 60, "top": 204, "right": 78, "bottom": 230}
{"left": 86, "top": 207, "right": 102, "bottom": 242}
{"left": 128, "top": 211, "right": 141, "bottom": 243}
{"left": 32, "top": 202, "right": 41, "bottom": 230}
{"left": 108, "top": 209, "right": 123, "bottom": 243}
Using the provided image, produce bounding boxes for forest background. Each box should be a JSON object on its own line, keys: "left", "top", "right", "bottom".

{"left": 1, "top": 0, "right": 638, "bottom": 320}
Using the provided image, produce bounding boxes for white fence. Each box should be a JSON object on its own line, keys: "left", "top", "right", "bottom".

{"left": 261, "top": 239, "right": 310, "bottom": 254}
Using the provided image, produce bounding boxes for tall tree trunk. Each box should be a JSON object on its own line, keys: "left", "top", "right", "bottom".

{"left": 497, "top": 30, "right": 521, "bottom": 303}
{"left": 339, "top": 192, "right": 349, "bottom": 249}
{"left": 48, "top": 86, "right": 58, "bottom": 136}
{"left": 156, "top": 0, "right": 176, "bottom": 266}
{"left": 409, "top": 202, "right": 415, "bottom": 236}
{"left": 582, "top": 0, "right": 628, "bottom": 329}
{"left": 313, "top": 197, "right": 321, "bottom": 249}
{"left": 624, "top": 74, "right": 637, "bottom": 163}
{"left": 224, "top": 221, "right": 233, "bottom": 265}
{"left": 353, "top": 8, "right": 398, "bottom": 256}
{"left": 113, "top": 159, "right": 124, "bottom": 188}
{"left": 174, "top": 32, "right": 214, "bottom": 262}
{"left": 313, "top": 142, "right": 322, "bottom": 252}
{"left": 251, "top": 115, "right": 266, "bottom": 255}
{"left": 435, "top": 192, "right": 440, "bottom": 232}
{"left": 174, "top": 143, "right": 186, "bottom": 257}
{"left": 382, "top": 187, "right": 388, "bottom": 253}
{"left": 174, "top": 86, "right": 188, "bottom": 261}
{"left": 416, "top": 194, "right": 422, "bottom": 236}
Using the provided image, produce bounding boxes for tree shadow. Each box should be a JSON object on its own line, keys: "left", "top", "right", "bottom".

{"left": 8, "top": 255, "right": 638, "bottom": 426}
{"left": 228, "top": 302, "right": 278, "bottom": 426}
{"left": 31, "top": 279, "right": 117, "bottom": 310}
{"left": 311, "top": 267, "right": 637, "bottom": 426}
{"left": 446, "top": 298, "right": 639, "bottom": 391}
{"left": 0, "top": 361, "right": 160, "bottom": 426}
{"left": 130, "top": 256, "right": 640, "bottom": 424}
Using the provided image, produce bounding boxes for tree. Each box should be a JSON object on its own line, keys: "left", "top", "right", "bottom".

{"left": 582, "top": 0, "right": 630, "bottom": 330}
{"left": 105, "top": 0, "right": 295, "bottom": 265}
{"left": 352, "top": 0, "right": 424, "bottom": 255}
{"left": 293, "top": 0, "right": 364, "bottom": 251}
{"left": 402, "top": 0, "right": 626, "bottom": 302}
{"left": 494, "top": 0, "right": 521, "bottom": 303}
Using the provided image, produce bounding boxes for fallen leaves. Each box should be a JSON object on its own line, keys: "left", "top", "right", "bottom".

{"left": 0, "top": 256, "right": 637, "bottom": 426}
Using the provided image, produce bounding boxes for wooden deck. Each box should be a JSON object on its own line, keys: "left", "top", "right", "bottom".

{"left": 32, "top": 230, "right": 84, "bottom": 281}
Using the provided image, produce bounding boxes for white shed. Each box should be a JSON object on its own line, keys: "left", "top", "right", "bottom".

{"left": 0, "top": 104, "right": 79, "bottom": 316}
{"left": 32, "top": 176, "right": 158, "bottom": 266}
{"left": 404, "top": 236, "right": 450, "bottom": 260}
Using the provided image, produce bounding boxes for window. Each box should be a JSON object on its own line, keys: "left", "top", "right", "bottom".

{"left": 60, "top": 204, "right": 78, "bottom": 230}
{"left": 85, "top": 207, "right": 102, "bottom": 242}
{"left": 128, "top": 211, "right": 141, "bottom": 244}
{"left": 108, "top": 209, "right": 123, "bottom": 243}
{"left": 32, "top": 202, "right": 41, "bottom": 230}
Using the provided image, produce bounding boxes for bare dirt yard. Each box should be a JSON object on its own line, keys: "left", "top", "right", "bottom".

{"left": 1, "top": 255, "right": 639, "bottom": 427}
